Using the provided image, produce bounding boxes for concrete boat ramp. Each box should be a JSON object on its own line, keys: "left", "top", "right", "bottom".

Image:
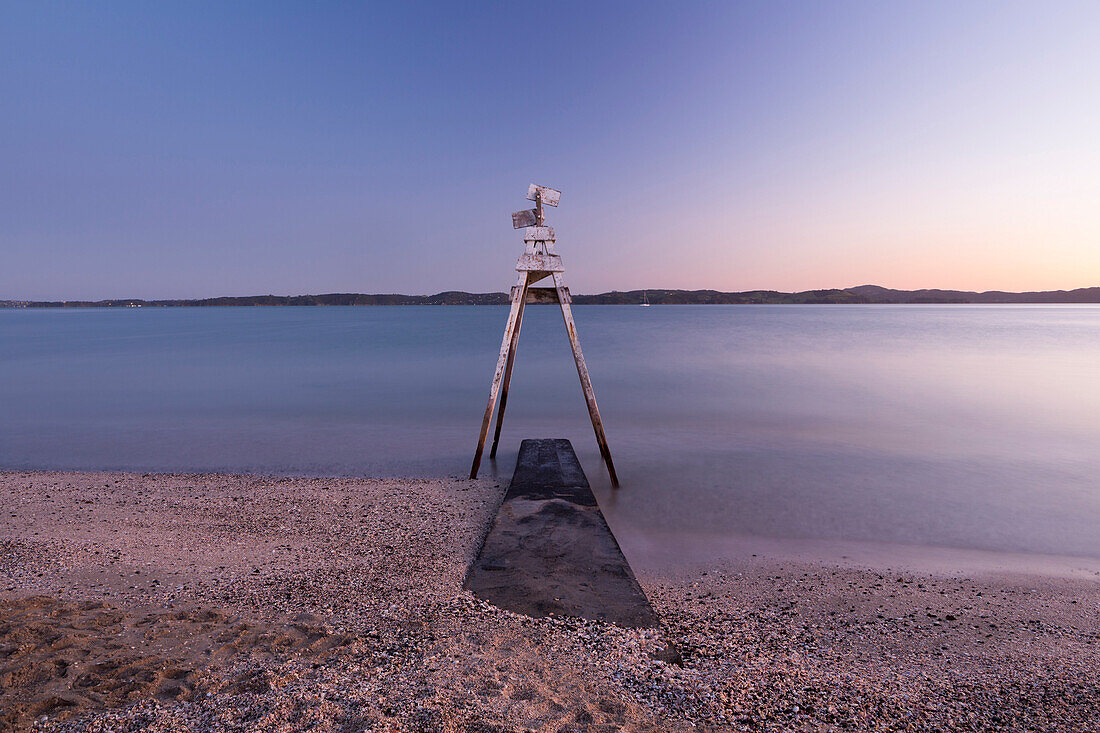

{"left": 465, "top": 439, "right": 659, "bottom": 628}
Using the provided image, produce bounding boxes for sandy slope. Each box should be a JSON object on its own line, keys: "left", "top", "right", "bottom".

{"left": 1, "top": 470, "right": 1097, "bottom": 731}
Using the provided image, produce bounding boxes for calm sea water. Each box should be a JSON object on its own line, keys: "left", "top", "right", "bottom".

{"left": 2, "top": 305, "right": 1098, "bottom": 562}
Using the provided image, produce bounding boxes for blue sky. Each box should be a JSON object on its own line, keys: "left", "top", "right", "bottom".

{"left": 3, "top": 1, "right": 1098, "bottom": 299}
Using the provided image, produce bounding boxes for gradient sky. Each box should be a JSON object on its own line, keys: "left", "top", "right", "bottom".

{"left": 3, "top": 1, "right": 1099, "bottom": 300}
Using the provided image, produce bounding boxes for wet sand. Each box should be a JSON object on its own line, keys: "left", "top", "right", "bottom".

{"left": 1, "top": 470, "right": 1098, "bottom": 731}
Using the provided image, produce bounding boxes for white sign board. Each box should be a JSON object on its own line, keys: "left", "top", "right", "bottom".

{"left": 512, "top": 209, "right": 538, "bottom": 229}
{"left": 526, "top": 184, "right": 560, "bottom": 207}
{"left": 523, "top": 226, "right": 555, "bottom": 241}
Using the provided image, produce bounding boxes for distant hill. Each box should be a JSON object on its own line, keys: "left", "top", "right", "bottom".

{"left": 571, "top": 289, "right": 872, "bottom": 305}
{"left": 3, "top": 286, "right": 1099, "bottom": 308}
{"left": 845, "top": 285, "right": 1100, "bottom": 304}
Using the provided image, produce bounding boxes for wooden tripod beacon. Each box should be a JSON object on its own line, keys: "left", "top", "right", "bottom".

{"left": 469, "top": 184, "right": 619, "bottom": 487}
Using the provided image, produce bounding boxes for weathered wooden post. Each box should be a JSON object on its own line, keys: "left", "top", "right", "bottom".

{"left": 470, "top": 184, "right": 619, "bottom": 487}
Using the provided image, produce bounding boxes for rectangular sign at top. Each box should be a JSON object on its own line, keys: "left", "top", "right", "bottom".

{"left": 526, "top": 184, "right": 560, "bottom": 207}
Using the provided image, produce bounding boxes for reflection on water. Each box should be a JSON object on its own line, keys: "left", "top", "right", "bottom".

{"left": 2, "top": 305, "right": 1098, "bottom": 560}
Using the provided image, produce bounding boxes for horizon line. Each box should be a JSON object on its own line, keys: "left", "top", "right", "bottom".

{"left": 4, "top": 283, "right": 1100, "bottom": 306}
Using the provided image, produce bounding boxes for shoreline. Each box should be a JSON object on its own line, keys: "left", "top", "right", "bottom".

{"left": 6, "top": 468, "right": 1097, "bottom": 582}
{"left": 3, "top": 469, "right": 1098, "bottom": 730}
{"left": 618, "top": 525, "right": 1100, "bottom": 583}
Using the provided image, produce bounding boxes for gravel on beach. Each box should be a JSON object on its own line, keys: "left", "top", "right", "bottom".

{"left": 1, "top": 470, "right": 1097, "bottom": 732}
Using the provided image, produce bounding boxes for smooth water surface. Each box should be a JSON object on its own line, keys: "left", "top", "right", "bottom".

{"left": 2, "top": 305, "right": 1098, "bottom": 561}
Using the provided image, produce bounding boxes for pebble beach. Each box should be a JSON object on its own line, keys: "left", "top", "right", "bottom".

{"left": 2, "top": 469, "right": 1098, "bottom": 732}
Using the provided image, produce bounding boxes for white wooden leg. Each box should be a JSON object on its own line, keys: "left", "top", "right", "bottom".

{"left": 471, "top": 271, "right": 529, "bottom": 478}
{"left": 490, "top": 282, "right": 528, "bottom": 459}
{"left": 552, "top": 272, "right": 620, "bottom": 487}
